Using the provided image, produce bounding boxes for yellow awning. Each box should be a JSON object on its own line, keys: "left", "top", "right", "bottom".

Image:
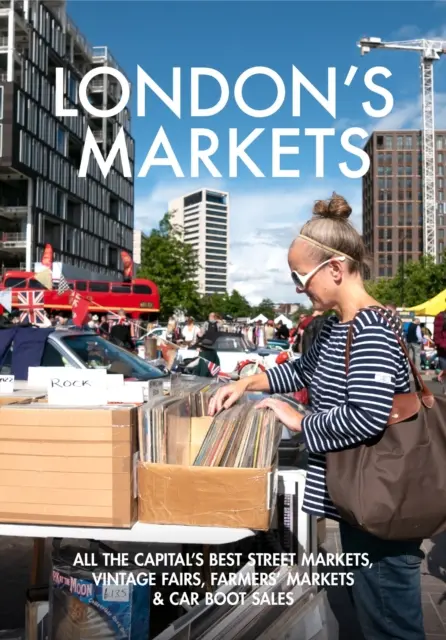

{"left": 407, "top": 289, "right": 446, "bottom": 316}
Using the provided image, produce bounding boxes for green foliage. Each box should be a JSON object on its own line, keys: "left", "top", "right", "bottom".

{"left": 138, "top": 213, "right": 202, "bottom": 320}
{"left": 365, "top": 254, "right": 446, "bottom": 307}
{"left": 253, "top": 298, "right": 276, "bottom": 320}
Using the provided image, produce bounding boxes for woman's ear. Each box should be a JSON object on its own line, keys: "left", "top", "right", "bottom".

{"left": 330, "top": 259, "right": 344, "bottom": 284}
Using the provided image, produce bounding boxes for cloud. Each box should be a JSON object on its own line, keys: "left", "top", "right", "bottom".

{"left": 373, "top": 92, "right": 446, "bottom": 131}
{"left": 391, "top": 23, "right": 446, "bottom": 40}
{"left": 135, "top": 179, "right": 362, "bottom": 305}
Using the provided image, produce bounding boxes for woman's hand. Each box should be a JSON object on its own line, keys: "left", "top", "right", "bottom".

{"left": 208, "top": 380, "right": 248, "bottom": 415}
{"left": 255, "top": 398, "right": 303, "bottom": 432}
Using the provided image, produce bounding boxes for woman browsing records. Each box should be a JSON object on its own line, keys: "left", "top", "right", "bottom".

{"left": 209, "top": 193, "right": 424, "bottom": 640}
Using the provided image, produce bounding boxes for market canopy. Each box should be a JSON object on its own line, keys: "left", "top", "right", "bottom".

{"left": 407, "top": 289, "right": 446, "bottom": 316}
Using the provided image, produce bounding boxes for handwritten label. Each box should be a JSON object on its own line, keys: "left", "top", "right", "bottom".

{"left": 0, "top": 375, "right": 14, "bottom": 394}
{"left": 102, "top": 585, "right": 130, "bottom": 603}
{"left": 47, "top": 369, "right": 107, "bottom": 406}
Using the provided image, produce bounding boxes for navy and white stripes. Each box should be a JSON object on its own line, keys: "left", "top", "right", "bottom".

{"left": 266, "top": 308, "right": 410, "bottom": 520}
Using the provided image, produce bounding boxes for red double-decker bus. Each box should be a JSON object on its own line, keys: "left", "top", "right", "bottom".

{"left": 0, "top": 271, "right": 160, "bottom": 320}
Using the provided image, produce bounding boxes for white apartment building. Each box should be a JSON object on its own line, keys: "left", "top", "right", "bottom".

{"left": 169, "top": 188, "right": 229, "bottom": 295}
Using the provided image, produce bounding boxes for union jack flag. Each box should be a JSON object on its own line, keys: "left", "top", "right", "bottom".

{"left": 207, "top": 361, "right": 221, "bottom": 377}
{"left": 16, "top": 291, "right": 46, "bottom": 325}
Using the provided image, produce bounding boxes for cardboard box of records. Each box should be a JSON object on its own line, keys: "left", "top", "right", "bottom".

{"left": 0, "top": 402, "right": 139, "bottom": 528}
{"left": 137, "top": 394, "right": 280, "bottom": 531}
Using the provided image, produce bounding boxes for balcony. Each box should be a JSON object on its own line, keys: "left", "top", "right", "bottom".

{"left": 0, "top": 205, "right": 27, "bottom": 219}
{"left": 92, "top": 129, "right": 104, "bottom": 143}
{"left": 66, "top": 15, "right": 93, "bottom": 60}
{"left": 92, "top": 46, "right": 126, "bottom": 77}
{"left": 0, "top": 36, "right": 24, "bottom": 64}
{"left": 88, "top": 77, "right": 122, "bottom": 103}
{"left": 0, "top": 232, "right": 26, "bottom": 249}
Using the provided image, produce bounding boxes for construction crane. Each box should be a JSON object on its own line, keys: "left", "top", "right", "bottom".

{"left": 359, "top": 37, "right": 446, "bottom": 260}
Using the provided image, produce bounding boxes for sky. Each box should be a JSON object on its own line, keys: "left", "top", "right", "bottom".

{"left": 67, "top": 0, "right": 446, "bottom": 304}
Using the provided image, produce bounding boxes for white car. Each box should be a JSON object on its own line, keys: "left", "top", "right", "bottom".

{"left": 176, "top": 333, "right": 284, "bottom": 374}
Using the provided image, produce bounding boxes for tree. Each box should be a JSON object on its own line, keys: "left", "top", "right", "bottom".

{"left": 226, "top": 290, "right": 252, "bottom": 318}
{"left": 198, "top": 290, "right": 252, "bottom": 320}
{"left": 365, "top": 254, "right": 446, "bottom": 308}
{"left": 137, "top": 213, "right": 202, "bottom": 320}
{"left": 254, "top": 298, "right": 275, "bottom": 320}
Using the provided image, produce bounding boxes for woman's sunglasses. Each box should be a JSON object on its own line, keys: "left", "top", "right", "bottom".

{"left": 291, "top": 256, "right": 346, "bottom": 292}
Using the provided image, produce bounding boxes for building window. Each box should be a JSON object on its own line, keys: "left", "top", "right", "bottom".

{"left": 437, "top": 137, "right": 444, "bottom": 150}
{"left": 397, "top": 136, "right": 403, "bottom": 149}
{"left": 68, "top": 73, "right": 77, "bottom": 103}
{"left": 439, "top": 191, "right": 444, "bottom": 201}
{"left": 405, "top": 136, "right": 413, "bottom": 149}
{"left": 56, "top": 126, "right": 66, "bottom": 154}
{"left": 385, "top": 136, "right": 393, "bottom": 149}
{"left": 438, "top": 153, "right": 443, "bottom": 163}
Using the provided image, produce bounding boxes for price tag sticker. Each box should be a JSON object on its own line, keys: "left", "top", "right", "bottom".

{"left": 102, "top": 585, "right": 130, "bottom": 603}
{"left": 147, "top": 379, "right": 163, "bottom": 399}
{"left": 0, "top": 375, "right": 14, "bottom": 394}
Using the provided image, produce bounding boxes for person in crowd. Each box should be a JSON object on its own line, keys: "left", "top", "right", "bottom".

{"left": 209, "top": 193, "right": 424, "bottom": 640}
{"left": 199, "top": 312, "right": 220, "bottom": 339}
{"left": 252, "top": 320, "right": 266, "bottom": 347}
{"left": 98, "top": 315, "right": 110, "bottom": 337}
{"left": 301, "top": 309, "right": 326, "bottom": 355}
{"left": 182, "top": 317, "right": 199, "bottom": 345}
{"left": 87, "top": 314, "right": 99, "bottom": 330}
{"left": 434, "top": 308, "right": 446, "bottom": 374}
{"left": 275, "top": 320, "right": 290, "bottom": 341}
{"left": 264, "top": 320, "right": 275, "bottom": 342}
{"left": 109, "top": 310, "right": 134, "bottom": 351}
{"left": 166, "top": 316, "right": 178, "bottom": 342}
{"left": 406, "top": 317, "right": 423, "bottom": 370}
{"left": 421, "top": 327, "right": 436, "bottom": 370}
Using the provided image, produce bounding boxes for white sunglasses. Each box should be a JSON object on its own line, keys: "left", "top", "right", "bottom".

{"left": 291, "top": 256, "right": 346, "bottom": 292}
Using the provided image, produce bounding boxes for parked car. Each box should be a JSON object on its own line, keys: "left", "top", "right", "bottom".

{"left": 176, "top": 331, "right": 284, "bottom": 373}
{"left": 0, "top": 329, "right": 168, "bottom": 387}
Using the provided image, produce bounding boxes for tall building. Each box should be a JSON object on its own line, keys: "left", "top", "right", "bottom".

{"left": 169, "top": 188, "right": 229, "bottom": 296}
{"left": 362, "top": 130, "right": 446, "bottom": 279}
{"left": 0, "top": 0, "right": 134, "bottom": 278}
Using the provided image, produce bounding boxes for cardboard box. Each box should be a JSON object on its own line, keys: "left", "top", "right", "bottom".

{"left": 0, "top": 404, "right": 138, "bottom": 528}
{"left": 138, "top": 462, "right": 278, "bottom": 530}
{"left": 0, "top": 394, "right": 46, "bottom": 407}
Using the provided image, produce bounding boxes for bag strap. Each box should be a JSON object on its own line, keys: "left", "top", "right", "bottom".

{"left": 345, "top": 307, "right": 434, "bottom": 405}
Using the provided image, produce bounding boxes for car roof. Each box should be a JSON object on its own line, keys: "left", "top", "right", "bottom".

{"left": 49, "top": 329, "right": 98, "bottom": 341}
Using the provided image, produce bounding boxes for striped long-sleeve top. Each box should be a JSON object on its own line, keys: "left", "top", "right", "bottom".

{"left": 266, "top": 307, "right": 410, "bottom": 520}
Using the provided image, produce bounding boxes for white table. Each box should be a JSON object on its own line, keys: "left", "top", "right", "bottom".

{"left": 0, "top": 521, "right": 255, "bottom": 586}
{"left": 0, "top": 521, "right": 255, "bottom": 546}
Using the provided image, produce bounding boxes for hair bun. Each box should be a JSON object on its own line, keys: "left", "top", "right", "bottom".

{"left": 313, "top": 193, "right": 352, "bottom": 220}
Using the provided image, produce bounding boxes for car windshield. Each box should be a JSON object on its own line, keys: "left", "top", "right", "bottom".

{"left": 60, "top": 334, "right": 165, "bottom": 380}
{"left": 214, "top": 335, "right": 255, "bottom": 351}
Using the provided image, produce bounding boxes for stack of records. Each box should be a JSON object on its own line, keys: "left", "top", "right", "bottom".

{"left": 193, "top": 403, "right": 281, "bottom": 468}
{"left": 138, "top": 395, "right": 190, "bottom": 464}
{"left": 152, "top": 565, "right": 326, "bottom": 640}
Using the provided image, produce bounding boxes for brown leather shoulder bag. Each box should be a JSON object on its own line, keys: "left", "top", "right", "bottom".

{"left": 325, "top": 308, "right": 446, "bottom": 540}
